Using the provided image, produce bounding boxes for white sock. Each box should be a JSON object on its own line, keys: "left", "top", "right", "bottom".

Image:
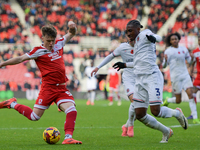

{"left": 64, "top": 134, "right": 72, "bottom": 139}
{"left": 10, "top": 101, "right": 17, "bottom": 109}
{"left": 139, "top": 114, "right": 169, "bottom": 134}
{"left": 91, "top": 91, "right": 96, "bottom": 103}
{"left": 192, "top": 93, "right": 196, "bottom": 99}
{"left": 189, "top": 98, "right": 198, "bottom": 119}
{"left": 127, "top": 102, "right": 135, "bottom": 127}
{"left": 167, "top": 97, "right": 176, "bottom": 103}
{"left": 158, "top": 106, "right": 180, "bottom": 118}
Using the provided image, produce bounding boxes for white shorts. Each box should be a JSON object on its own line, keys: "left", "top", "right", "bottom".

{"left": 172, "top": 75, "right": 193, "bottom": 94}
{"left": 123, "top": 77, "right": 135, "bottom": 97}
{"left": 133, "top": 71, "right": 163, "bottom": 109}
{"left": 87, "top": 77, "right": 97, "bottom": 91}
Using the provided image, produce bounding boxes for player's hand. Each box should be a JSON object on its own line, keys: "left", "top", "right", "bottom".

{"left": 68, "top": 21, "right": 77, "bottom": 35}
{"left": 146, "top": 35, "right": 156, "bottom": 43}
{"left": 0, "top": 63, "right": 3, "bottom": 68}
{"left": 113, "top": 62, "right": 126, "bottom": 71}
{"left": 190, "top": 52, "right": 194, "bottom": 59}
{"left": 164, "top": 54, "right": 168, "bottom": 60}
{"left": 91, "top": 67, "right": 98, "bottom": 77}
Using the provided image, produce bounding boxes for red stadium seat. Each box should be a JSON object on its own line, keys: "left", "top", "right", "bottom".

{"left": 1, "top": 14, "right": 8, "bottom": 22}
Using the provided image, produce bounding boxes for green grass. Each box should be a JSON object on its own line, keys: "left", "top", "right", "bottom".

{"left": 0, "top": 99, "right": 200, "bottom": 150}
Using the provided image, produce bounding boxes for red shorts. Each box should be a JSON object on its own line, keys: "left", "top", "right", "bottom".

{"left": 109, "top": 82, "right": 119, "bottom": 91}
{"left": 193, "top": 75, "right": 200, "bottom": 88}
{"left": 34, "top": 84, "right": 75, "bottom": 110}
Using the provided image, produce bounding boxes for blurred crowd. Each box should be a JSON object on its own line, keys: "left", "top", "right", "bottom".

{"left": 0, "top": 0, "right": 199, "bottom": 92}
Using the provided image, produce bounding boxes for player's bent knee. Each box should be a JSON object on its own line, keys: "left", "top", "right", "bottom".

{"left": 176, "top": 100, "right": 181, "bottom": 104}
{"left": 30, "top": 112, "right": 41, "bottom": 121}
{"left": 151, "top": 111, "right": 159, "bottom": 117}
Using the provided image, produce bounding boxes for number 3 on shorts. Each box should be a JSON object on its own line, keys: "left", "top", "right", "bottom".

{"left": 155, "top": 88, "right": 160, "bottom": 96}
{"left": 65, "top": 91, "right": 72, "bottom": 96}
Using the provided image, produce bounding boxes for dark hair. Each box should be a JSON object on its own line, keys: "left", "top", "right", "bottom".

{"left": 165, "top": 32, "right": 181, "bottom": 47}
{"left": 41, "top": 24, "right": 57, "bottom": 38}
{"left": 127, "top": 20, "right": 143, "bottom": 28}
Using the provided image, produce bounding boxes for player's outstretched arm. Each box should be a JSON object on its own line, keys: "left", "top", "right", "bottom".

{"left": 0, "top": 54, "right": 30, "bottom": 68}
{"left": 64, "top": 21, "right": 77, "bottom": 44}
{"left": 162, "top": 54, "right": 168, "bottom": 68}
{"left": 91, "top": 53, "right": 115, "bottom": 77}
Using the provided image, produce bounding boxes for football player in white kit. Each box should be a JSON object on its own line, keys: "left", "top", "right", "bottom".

{"left": 85, "top": 60, "right": 98, "bottom": 105}
{"left": 162, "top": 32, "right": 200, "bottom": 124}
{"left": 113, "top": 20, "right": 188, "bottom": 143}
{"left": 91, "top": 40, "right": 136, "bottom": 137}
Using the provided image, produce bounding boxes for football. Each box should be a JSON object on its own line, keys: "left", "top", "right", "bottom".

{"left": 43, "top": 127, "right": 61, "bottom": 144}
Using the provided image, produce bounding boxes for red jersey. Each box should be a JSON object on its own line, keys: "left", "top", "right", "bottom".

{"left": 193, "top": 47, "right": 200, "bottom": 74}
{"left": 26, "top": 37, "right": 68, "bottom": 85}
{"left": 108, "top": 68, "right": 120, "bottom": 86}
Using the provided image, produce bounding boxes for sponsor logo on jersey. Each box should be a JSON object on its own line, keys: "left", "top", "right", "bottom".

{"left": 126, "top": 58, "right": 133, "bottom": 62}
{"left": 48, "top": 51, "right": 61, "bottom": 61}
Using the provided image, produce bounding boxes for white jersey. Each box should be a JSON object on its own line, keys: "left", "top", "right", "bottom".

{"left": 132, "top": 29, "right": 159, "bottom": 75}
{"left": 85, "top": 66, "right": 96, "bottom": 79}
{"left": 113, "top": 43, "right": 136, "bottom": 80}
{"left": 85, "top": 66, "right": 97, "bottom": 90}
{"left": 164, "top": 46, "right": 191, "bottom": 82}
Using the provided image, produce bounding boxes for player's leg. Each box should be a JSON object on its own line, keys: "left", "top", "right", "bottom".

{"left": 0, "top": 97, "right": 44, "bottom": 121}
{"left": 186, "top": 87, "right": 200, "bottom": 124}
{"left": 135, "top": 106, "right": 173, "bottom": 143}
{"left": 90, "top": 90, "right": 96, "bottom": 105}
{"left": 108, "top": 88, "right": 114, "bottom": 106}
{"left": 133, "top": 75, "right": 173, "bottom": 143}
{"left": 86, "top": 90, "right": 91, "bottom": 105}
{"left": 116, "top": 90, "right": 121, "bottom": 106}
{"left": 122, "top": 94, "right": 135, "bottom": 137}
{"left": 188, "top": 86, "right": 199, "bottom": 119}
{"left": 163, "top": 80, "right": 182, "bottom": 106}
{"left": 59, "top": 102, "right": 82, "bottom": 144}
{"left": 56, "top": 88, "right": 82, "bottom": 144}
{"left": 140, "top": 71, "right": 174, "bottom": 143}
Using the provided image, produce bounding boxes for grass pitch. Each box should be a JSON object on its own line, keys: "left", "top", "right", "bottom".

{"left": 0, "top": 99, "right": 199, "bottom": 150}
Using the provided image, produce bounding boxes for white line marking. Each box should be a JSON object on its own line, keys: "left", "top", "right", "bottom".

{"left": 0, "top": 124, "right": 199, "bottom": 130}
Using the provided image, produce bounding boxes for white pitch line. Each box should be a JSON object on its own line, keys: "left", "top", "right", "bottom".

{"left": 0, "top": 123, "right": 199, "bottom": 130}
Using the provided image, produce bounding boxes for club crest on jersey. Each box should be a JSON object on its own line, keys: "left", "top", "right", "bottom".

{"left": 127, "top": 88, "right": 129, "bottom": 93}
{"left": 182, "top": 51, "right": 185, "bottom": 53}
{"left": 131, "top": 49, "right": 134, "bottom": 54}
{"left": 38, "top": 99, "right": 43, "bottom": 104}
{"left": 137, "top": 37, "right": 139, "bottom": 41}
{"left": 178, "top": 52, "right": 180, "bottom": 54}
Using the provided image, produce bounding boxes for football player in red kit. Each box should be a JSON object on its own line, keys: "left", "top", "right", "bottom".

{"left": 0, "top": 22, "right": 82, "bottom": 144}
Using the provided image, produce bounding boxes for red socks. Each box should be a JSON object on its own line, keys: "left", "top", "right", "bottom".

{"left": 14, "top": 104, "right": 33, "bottom": 120}
{"left": 64, "top": 111, "right": 77, "bottom": 135}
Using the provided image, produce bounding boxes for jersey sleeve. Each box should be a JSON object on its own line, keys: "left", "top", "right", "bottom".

{"left": 26, "top": 47, "right": 41, "bottom": 59}
{"left": 56, "top": 36, "right": 67, "bottom": 47}
{"left": 112, "top": 44, "right": 122, "bottom": 56}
